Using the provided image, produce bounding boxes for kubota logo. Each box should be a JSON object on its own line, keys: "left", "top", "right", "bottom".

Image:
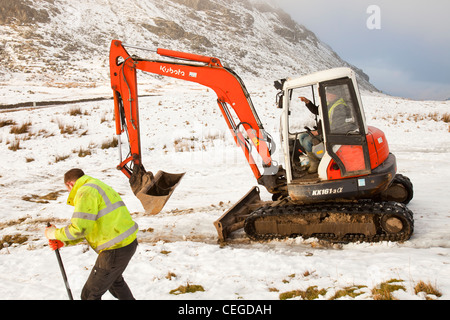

{"left": 160, "top": 66, "right": 185, "bottom": 76}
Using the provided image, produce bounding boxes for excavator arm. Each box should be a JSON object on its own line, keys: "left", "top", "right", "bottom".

{"left": 109, "top": 40, "right": 282, "bottom": 214}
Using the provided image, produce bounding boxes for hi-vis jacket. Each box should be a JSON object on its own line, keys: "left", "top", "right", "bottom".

{"left": 55, "top": 175, "right": 138, "bottom": 253}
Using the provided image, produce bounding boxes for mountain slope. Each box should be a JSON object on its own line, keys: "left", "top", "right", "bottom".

{"left": 0, "top": 0, "right": 376, "bottom": 91}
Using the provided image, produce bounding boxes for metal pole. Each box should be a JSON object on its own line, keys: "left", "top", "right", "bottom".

{"left": 47, "top": 223, "right": 73, "bottom": 300}
{"left": 54, "top": 248, "right": 74, "bottom": 300}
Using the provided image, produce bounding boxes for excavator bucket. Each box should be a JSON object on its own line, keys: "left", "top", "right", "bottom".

{"left": 214, "top": 186, "right": 265, "bottom": 242}
{"left": 130, "top": 166, "right": 185, "bottom": 215}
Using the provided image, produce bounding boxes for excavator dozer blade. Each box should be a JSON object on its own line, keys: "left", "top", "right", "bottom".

{"left": 214, "top": 186, "right": 264, "bottom": 242}
{"left": 130, "top": 168, "right": 185, "bottom": 215}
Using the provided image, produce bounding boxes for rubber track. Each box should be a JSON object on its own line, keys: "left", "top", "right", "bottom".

{"left": 244, "top": 201, "right": 414, "bottom": 243}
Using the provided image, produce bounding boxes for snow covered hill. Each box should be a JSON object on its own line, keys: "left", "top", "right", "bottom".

{"left": 0, "top": 0, "right": 376, "bottom": 105}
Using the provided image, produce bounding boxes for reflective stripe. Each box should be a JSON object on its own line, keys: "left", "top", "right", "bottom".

{"left": 64, "top": 226, "right": 77, "bottom": 240}
{"left": 94, "top": 222, "right": 139, "bottom": 253}
{"left": 72, "top": 211, "right": 97, "bottom": 221}
{"left": 84, "top": 183, "right": 126, "bottom": 219}
{"left": 66, "top": 183, "right": 127, "bottom": 241}
{"left": 328, "top": 98, "right": 347, "bottom": 126}
{"left": 85, "top": 183, "right": 112, "bottom": 205}
{"left": 97, "top": 201, "right": 126, "bottom": 219}
{"left": 64, "top": 224, "right": 89, "bottom": 240}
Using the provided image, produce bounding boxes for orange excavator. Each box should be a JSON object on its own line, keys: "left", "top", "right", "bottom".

{"left": 109, "top": 40, "right": 414, "bottom": 243}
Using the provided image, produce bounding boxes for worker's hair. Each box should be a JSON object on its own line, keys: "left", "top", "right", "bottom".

{"left": 64, "top": 168, "right": 85, "bottom": 184}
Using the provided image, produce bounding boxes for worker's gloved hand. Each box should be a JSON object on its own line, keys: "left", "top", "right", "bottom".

{"left": 45, "top": 224, "right": 63, "bottom": 250}
{"left": 300, "top": 97, "right": 310, "bottom": 104}
{"left": 49, "top": 239, "right": 64, "bottom": 251}
{"left": 45, "top": 224, "right": 57, "bottom": 240}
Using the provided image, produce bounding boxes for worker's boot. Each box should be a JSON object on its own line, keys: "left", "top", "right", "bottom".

{"left": 307, "top": 152, "right": 319, "bottom": 174}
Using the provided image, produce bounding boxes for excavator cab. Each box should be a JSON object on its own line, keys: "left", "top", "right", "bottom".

{"left": 278, "top": 68, "right": 394, "bottom": 202}
{"left": 281, "top": 68, "right": 370, "bottom": 183}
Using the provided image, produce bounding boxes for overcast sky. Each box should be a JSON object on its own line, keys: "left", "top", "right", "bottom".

{"left": 276, "top": 0, "right": 450, "bottom": 100}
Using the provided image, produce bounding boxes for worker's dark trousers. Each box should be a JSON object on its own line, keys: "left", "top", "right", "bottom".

{"left": 81, "top": 239, "right": 138, "bottom": 300}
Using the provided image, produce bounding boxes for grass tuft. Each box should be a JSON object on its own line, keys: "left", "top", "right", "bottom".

{"left": 414, "top": 281, "right": 442, "bottom": 299}
{"left": 0, "top": 119, "right": 16, "bottom": 128}
{"left": 371, "top": 279, "right": 405, "bottom": 300}
{"left": 279, "top": 286, "right": 327, "bottom": 300}
{"left": 101, "top": 137, "right": 118, "bottom": 149}
{"left": 10, "top": 121, "right": 31, "bottom": 134}
{"left": 170, "top": 283, "right": 205, "bottom": 295}
{"left": 330, "top": 285, "right": 367, "bottom": 300}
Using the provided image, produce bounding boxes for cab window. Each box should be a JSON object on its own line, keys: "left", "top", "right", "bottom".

{"left": 322, "top": 82, "right": 359, "bottom": 135}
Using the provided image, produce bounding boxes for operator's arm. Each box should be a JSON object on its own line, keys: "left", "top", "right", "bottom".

{"left": 300, "top": 97, "right": 319, "bottom": 115}
{"left": 54, "top": 188, "right": 99, "bottom": 245}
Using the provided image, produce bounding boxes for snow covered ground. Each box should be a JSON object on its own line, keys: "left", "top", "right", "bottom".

{"left": 0, "top": 77, "right": 449, "bottom": 301}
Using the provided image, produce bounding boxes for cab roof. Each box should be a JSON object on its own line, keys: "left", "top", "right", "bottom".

{"left": 284, "top": 67, "right": 356, "bottom": 89}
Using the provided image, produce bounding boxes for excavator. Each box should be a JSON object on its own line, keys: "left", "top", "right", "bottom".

{"left": 109, "top": 40, "right": 414, "bottom": 243}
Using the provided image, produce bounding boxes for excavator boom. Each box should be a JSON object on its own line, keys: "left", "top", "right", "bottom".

{"left": 109, "top": 40, "right": 279, "bottom": 214}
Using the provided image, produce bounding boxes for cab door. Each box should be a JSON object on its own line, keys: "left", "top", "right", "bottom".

{"left": 319, "top": 78, "right": 371, "bottom": 178}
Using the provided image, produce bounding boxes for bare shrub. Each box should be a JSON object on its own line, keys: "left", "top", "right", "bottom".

{"left": 10, "top": 121, "right": 32, "bottom": 134}
{"left": 8, "top": 138, "right": 21, "bottom": 151}
{"left": 101, "top": 137, "right": 118, "bottom": 149}
{"left": 0, "top": 119, "right": 16, "bottom": 128}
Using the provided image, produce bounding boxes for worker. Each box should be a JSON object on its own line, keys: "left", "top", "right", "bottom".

{"left": 299, "top": 87, "right": 354, "bottom": 173}
{"left": 45, "top": 168, "right": 139, "bottom": 300}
